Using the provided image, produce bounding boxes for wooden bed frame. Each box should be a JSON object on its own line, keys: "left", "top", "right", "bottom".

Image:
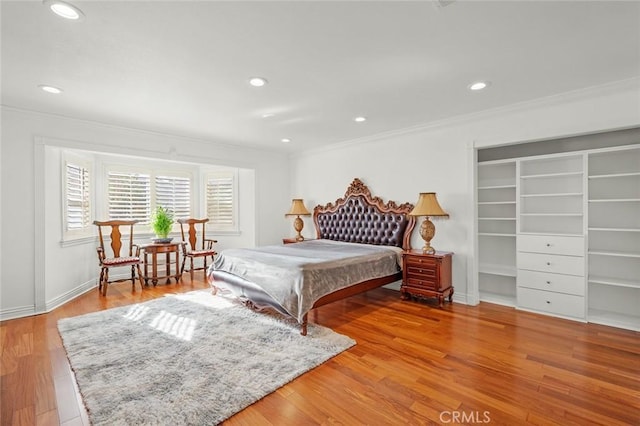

{"left": 209, "top": 178, "right": 416, "bottom": 335}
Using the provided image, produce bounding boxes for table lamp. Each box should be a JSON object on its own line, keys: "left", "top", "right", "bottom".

{"left": 285, "top": 199, "right": 311, "bottom": 241}
{"left": 408, "top": 192, "right": 449, "bottom": 254}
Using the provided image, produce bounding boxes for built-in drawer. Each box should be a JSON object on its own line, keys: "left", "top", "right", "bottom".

{"left": 517, "top": 287, "right": 585, "bottom": 319}
{"left": 517, "top": 269, "right": 585, "bottom": 296}
{"left": 517, "top": 252, "right": 584, "bottom": 276}
{"left": 517, "top": 234, "right": 584, "bottom": 256}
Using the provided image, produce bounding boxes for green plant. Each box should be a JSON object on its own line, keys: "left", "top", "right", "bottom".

{"left": 150, "top": 206, "right": 174, "bottom": 238}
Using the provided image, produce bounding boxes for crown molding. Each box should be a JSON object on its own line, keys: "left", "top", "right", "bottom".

{"left": 1, "top": 104, "right": 285, "bottom": 158}
{"left": 291, "top": 77, "right": 640, "bottom": 159}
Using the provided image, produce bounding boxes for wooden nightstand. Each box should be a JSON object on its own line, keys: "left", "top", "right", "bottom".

{"left": 401, "top": 250, "right": 454, "bottom": 307}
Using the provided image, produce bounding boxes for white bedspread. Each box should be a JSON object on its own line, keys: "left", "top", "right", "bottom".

{"left": 209, "top": 239, "right": 402, "bottom": 322}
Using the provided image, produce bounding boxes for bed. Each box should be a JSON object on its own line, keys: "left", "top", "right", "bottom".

{"left": 207, "top": 178, "right": 416, "bottom": 335}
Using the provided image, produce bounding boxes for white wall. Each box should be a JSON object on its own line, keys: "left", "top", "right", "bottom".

{"left": 2, "top": 78, "right": 638, "bottom": 319}
{"left": 0, "top": 107, "right": 290, "bottom": 319}
{"left": 290, "top": 78, "right": 640, "bottom": 304}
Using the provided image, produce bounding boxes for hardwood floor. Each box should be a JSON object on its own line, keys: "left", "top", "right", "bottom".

{"left": 1, "top": 276, "right": 639, "bottom": 425}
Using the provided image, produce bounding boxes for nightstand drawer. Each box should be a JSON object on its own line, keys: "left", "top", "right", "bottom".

{"left": 406, "top": 264, "right": 436, "bottom": 279}
{"left": 517, "top": 287, "right": 585, "bottom": 319}
{"left": 405, "top": 276, "right": 437, "bottom": 290}
{"left": 517, "top": 269, "right": 585, "bottom": 296}
{"left": 517, "top": 252, "right": 584, "bottom": 276}
{"left": 517, "top": 235, "right": 584, "bottom": 256}
{"left": 404, "top": 255, "right": 437, "bottom": 268}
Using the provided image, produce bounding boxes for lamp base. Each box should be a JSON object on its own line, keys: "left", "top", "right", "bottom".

{"left": 419, "top": 217, "right": 437, "bottom": 255}
{"left": 293, "top": 216, "right": 305, "bottom": 242}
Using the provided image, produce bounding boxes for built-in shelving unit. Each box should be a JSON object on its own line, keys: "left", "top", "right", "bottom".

{"left": 516, "top": 154, "right": 586, "bottom": 321}
{"left": 477, "top": 160, "right": 517, "bottom": 306}
{"left": 519, "top": 154, "right": 584, "bottom": 235}
{"left": 587, "top": 146, "right": 640, "bottom": 331}
{"left": 476, "top": 132, "right": 640, "bottom": 331}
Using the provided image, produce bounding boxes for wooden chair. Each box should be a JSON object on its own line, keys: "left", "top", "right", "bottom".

{"left": 178, "top": 218, "right": 218, "bottom": 281}
{"left": 93, "top": 220, "right": 144, "bottom": 296}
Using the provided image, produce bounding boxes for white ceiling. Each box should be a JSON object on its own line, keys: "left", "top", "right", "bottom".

{"left": 2, "top": 1, "right": 639, "bottom": 153}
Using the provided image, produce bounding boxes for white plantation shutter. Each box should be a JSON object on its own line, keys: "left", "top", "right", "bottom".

{"left": 155, "top": 175, "right": 191, "bottom": 220}
{"left": 65, "top": 162, "right": 91, "bottom": 231}
{"left": 107, "top": 171, "right": 151, "bottom": 223}
{"left": 206, "top": 172, "right": 235, "bottom": 229}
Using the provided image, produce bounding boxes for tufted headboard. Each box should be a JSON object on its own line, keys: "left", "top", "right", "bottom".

{"left": 313, "top": 178, "right": 416, "bottom": 250}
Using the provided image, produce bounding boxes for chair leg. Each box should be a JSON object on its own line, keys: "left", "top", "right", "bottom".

{"left": 131, "top": 265, "right": 136, "bottom": 291}
{"left": 190, "top": 258, "right": 194, "bottom": 281}
{"left": 98, "top": 268, "right": 104, "bottom": 292}
{"left": 136, "top": 264, "right": 145, "bottom": 291}
{"left": 180, "top": 256, "right": 186, "bottom": 275}
{"left": 102, "top": 269, "right": 109, "bottom": 296}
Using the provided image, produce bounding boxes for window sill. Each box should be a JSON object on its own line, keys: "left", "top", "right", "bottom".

{"left": 60, "top": 235, "right": 97, "bottom": 248}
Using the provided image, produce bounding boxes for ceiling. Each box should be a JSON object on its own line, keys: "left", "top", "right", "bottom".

{"left": 2, "top": 1, "right": 639, "bottom": 153}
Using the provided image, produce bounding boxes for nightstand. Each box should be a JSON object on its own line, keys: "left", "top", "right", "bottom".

{"left": 401, "top": 250, "right": 454, "bottom": 307}
{"left": 282, "top": 238, "right": 314, "bottom": 244}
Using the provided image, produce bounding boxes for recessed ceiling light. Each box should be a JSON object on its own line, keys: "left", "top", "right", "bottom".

{"left": 44, "top": 0, "right": 84, "bottom": 20}
{"left": 354, "top": 116, "right": 367, "bottom": 123}
{"left": 468, "top": 81, "right": 490, "bottom": 91}
{"left": 281, "top": 138, "right": 291, "bottom": 143}
{"left": 38, "top": 84, "right": 63, "bottom": 94}
{"left": 262, "top": 113, "right": 275, "bottom": 118}
{"left": 249, "top": 77, "right": 268, "bottom": 87}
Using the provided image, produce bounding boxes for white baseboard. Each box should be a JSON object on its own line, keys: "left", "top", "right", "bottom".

{"left": 0, "top": 305, "right": 37, "bottom": 321}
{"left": 45, "top": 279, "right": 97, "bottom": 313}
{"left": 0, "top": 278, "right": 98, "bottom": 321}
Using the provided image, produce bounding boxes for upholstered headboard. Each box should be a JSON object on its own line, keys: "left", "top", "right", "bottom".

{"left": 313, "top": 178, "right": 415, "bottom": 250}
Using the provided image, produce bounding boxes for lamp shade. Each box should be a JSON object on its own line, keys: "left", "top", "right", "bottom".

{"left": 409, "top": 192, "right": 449, "bottom": 218}
{"left": 285, "top": 199, "right": 311, "bottom": 216}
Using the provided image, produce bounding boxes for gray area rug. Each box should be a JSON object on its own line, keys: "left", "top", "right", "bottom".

{"left": 58, "top": 290, "right": 355, "bottom": 425}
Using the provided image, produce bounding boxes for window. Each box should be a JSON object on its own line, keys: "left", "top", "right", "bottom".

{"left": 60, "top": 151, "right": 241, "bottom": 239}
{"left": 206, "top": 170, "right": 237, "bottom": 231}
{"left": 156, "top": 175, "right": 191, "bottom": 220}
{"left": 104, "top": 166, "right": 193, "bottom": 227}
{"left": 107, "top": 171, "right": 151, "bottom": 223}
{"left": 64, "top": 158, "right": 92, "bottom": 237}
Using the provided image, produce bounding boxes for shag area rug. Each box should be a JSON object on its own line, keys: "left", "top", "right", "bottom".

{"left": 58, "top": 290, "right": 355, "bottom": 425}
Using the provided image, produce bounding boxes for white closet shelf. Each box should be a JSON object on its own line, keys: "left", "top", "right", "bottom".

{"left": 479, "top": 263, "right": 517, "bottom": 277}
{"left": 520, "top": 193, "right": 583, "bottom": 198}
{"left": 589, "top": 250, "right": 640, "bottom": 259}
{"left": 520, "top": 171, "right": 583, "bottom": 179}
{"left": 589, "top": 276, "right": 640, "bottom": 288}
{"left": 589, "top": 227, "right": 640, "bottom": 233}
{"left": 478, "top": 185, "right": 516, "bottom": 190}
{"left": 519, "top": 231, "right": 584, "bottom": 237}
{"left": 588, "top": 309, "right": 640, "bottom": 332}
{"left": 520, "top": 213, "right": 582, "bottom": 217}
{"left": 478, "top": 217, "right": 516, "bottom": 221}
{"left": 478, "top": 233, "right": 516, "bottom": 237}
{"left": 588, "top": 198, "right": 640, "bottom": 203}
{"left": 589, "top": 172, "right": 640, "bottom": 179}
{"left": 478, "top": 201, "right": 517, "bottom": 205}
{"left": 479, "top": 292, "right": 516, "bottom": 307}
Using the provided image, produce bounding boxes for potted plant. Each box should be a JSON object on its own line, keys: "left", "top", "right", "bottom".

{"left": 150, "top": 206, "right": 174, "bottom": 243}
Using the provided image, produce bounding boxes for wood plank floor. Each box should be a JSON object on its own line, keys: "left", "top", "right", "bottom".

{"left": 1, "top": 275, "right": 639, "bottom": 425}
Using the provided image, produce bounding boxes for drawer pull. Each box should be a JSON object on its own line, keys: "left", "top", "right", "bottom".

{"left": 546, "top": 243, "right": 551, "bottom": 247}
{"left": 546, "top": 281, "right": 551, "bottom": 284}
{"left": 546, "top": 300, "right": 551, "bottom": 304}
{"left": 546, "top": 262, "right": 551, "bottom": 266}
